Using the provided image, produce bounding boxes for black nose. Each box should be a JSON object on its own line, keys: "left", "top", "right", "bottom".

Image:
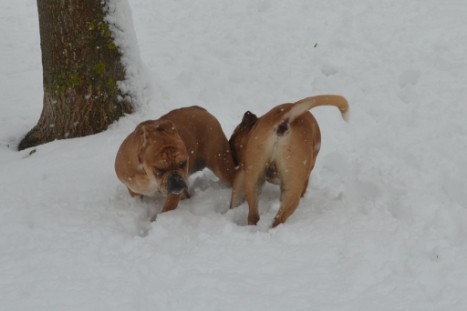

{"left": 167, "top": 173, "right": 187, "bottom": 194}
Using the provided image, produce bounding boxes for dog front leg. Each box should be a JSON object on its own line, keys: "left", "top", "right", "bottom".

{"left": 161, "top": 193, "right": 181, "bottom": 213}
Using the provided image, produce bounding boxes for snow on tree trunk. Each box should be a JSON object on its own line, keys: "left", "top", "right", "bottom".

{"left": 18, "top": 0, "right": 134, "bottom": 150}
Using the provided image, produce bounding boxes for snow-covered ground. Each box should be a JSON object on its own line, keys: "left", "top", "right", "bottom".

{"left": 1, "top": 0, "right": 467, "bottom": 310}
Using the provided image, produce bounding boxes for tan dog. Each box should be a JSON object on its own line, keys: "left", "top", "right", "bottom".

{"left": 115, "top": 106, "right": 235, "bottom": 220}
{"left": 229, "top": 95, "right": 349, "bottom": 227}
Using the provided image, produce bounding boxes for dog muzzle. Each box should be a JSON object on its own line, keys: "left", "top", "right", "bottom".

{"left": 167, "top": 173, "right": 187, "bottom": 195}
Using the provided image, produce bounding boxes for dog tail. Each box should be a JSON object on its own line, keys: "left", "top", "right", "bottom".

{"left": 285, "top": 95, "right": 349, "bottom": 123}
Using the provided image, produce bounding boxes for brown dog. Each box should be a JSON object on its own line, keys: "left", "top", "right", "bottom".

{"left": 229, "top": 95, "right": 349, "bottom": 227}
{"left": 115, "top": 106, "right": 235, "bottom": 220}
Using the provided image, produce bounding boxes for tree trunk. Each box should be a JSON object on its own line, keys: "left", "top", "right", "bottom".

{"left": 18, "top": 0, "right": 133, "bottom": 150}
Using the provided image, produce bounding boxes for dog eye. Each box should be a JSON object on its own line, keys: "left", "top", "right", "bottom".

{"left": 154, "top": 168, "right": 167, "bottom": 175}
{"left": 178, "top": 161, "right": 187, "bottom": 169}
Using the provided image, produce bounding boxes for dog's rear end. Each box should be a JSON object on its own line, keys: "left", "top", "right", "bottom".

{"left": 230, "top": 95, "right": 349, "bottom": 227}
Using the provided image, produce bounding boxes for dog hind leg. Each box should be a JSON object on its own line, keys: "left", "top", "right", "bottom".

{"left": 230, "top": 170, "right": 246, "bottom": 208}
{"left": 244, "top": 169, "right": 265, "bottom": 225}
{"left": 272, "top": 186, "right": 303, "bottom": 227}
{"left": 210, "top": 155, "right": 235, "bottom": 187}
{"left": 272, "top": 156, "right": 312, "bottom": 227}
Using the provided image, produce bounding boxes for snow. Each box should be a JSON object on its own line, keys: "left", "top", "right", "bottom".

{"left": 1, "top": 0, "right": 467, "bottom": 310}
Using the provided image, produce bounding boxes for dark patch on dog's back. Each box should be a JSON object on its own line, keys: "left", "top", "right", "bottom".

{"left": 241, "top": 111, "right": 257, "bottom": 129}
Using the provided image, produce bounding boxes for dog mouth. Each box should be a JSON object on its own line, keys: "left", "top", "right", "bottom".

{"left": 166, "top": 172, "right": 188, "bottom": 195}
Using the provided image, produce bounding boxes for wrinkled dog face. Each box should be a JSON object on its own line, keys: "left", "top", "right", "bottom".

{"left": 229, "top": 111, "right": 257, "bottom": 167}
{"left": 137, "top": 120, "right": 189, "bottom": 195}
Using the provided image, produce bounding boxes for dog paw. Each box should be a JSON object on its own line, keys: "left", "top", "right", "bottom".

{"left": 248, "top": 214, "right": 260, "bottom": 225}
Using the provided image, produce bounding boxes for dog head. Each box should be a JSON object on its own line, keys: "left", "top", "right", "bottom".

{"left": 229, "top": 111, "right": 257, "bottom": 167}
{"left": 136, "top": 120, "right": 189, "bottom": 195}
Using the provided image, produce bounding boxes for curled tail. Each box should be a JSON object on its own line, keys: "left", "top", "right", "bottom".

{"left": 284, "top": 95, "right": 349, "bottom": 123}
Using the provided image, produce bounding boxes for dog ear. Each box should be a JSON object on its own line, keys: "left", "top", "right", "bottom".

{"left": 154, "top": 120, "right": 177, "bottom": 134}
{"left": 136, "top": 120, "right": 177, "bottom": 139}
{"left": 134, "top": 121, "right": 152, "bottom": 148}
{"left": 134, "top": 122, "right": 153, "bottom": 163}
{"left": 241, "top": 111, "right": 257, "bottom": 129}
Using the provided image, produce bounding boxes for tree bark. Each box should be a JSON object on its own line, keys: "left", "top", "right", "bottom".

{"left": 18, "top": 0, "right": 133, "bottom": 150}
